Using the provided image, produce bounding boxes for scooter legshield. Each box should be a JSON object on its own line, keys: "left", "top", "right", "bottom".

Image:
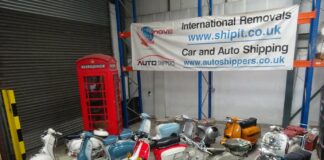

{"left": 106, "top": 140, "right": 136, "bottom": 160}
{"left": 132, "top": 140, "right": 150, "bottom": 159}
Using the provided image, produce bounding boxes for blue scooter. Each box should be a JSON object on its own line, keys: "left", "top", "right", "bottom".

{"left": 77, "top": 132, "right": 94, "bottom": 160}
{"left": 77, "top": 129, "right": 135, "bottom": 160}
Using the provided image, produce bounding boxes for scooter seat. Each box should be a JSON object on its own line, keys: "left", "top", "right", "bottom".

{"left": 284, "top": 150, "right": 312, "bottom": 160}
{"left": 65, "top": 134, "right": 81, "bottom": 140}
{"left": 103, "top": 135, "right": 118, "bottom": 145}
{"left": 239, "top": 117, "right": 257, "bottom": 129}
{"left": 152, "top": 134, "right": 180, "bottom": 148}
{"left": 119, "top": 128, "right": 133, "bottom": 140}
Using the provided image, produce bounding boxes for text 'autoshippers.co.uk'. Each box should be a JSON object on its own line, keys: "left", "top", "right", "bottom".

{"left": 180, "top": 10, "right": 292, "bottom": 68}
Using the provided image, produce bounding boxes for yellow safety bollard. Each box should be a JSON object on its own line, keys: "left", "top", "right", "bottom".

{"left": 1, "top": 90, "right": 26, "bottom": 160}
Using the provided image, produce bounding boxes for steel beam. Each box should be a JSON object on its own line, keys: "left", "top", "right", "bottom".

{"left": 208, "top": 0, "right": 213, "bottom": 118}
{"left": 131, "top": 0, "right": 143, "bottom": 114}
{"left": 198, "top": 0, "right": 203, "bottom": 120}
{"left": 115, "top": 0, "right": 129, "bottom": 127}
{"left": 300, "top": 0, "right": 321, "bottom": 128}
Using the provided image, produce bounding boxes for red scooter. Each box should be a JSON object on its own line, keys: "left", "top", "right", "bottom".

{"left": 126, "top": 113, "right": 188, "bottom": 160}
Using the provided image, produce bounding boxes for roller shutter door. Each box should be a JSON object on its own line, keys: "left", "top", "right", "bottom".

{"left": 0, "top": 1, "right": 112, "bottom": 151}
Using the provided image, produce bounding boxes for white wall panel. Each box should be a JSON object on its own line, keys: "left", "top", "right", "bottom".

{"left": 171, "top": 0, "right": 181, "bottom": 11}
{"left": 246, "top": 0, "right": 267, "bottom": 12}
{"left": 137, "top": 0, "right": 168, "bottom": 15}
{"left": 154, "top": 72, "right": 167, "bottom": 118}
{"left": 212, "top": 4, "right": 225, "bottom": 15}
{"left": 165, "top": 72, "right": 199, "bottom": 118}
{"left": 140, "top": 71, "right": 155, "bottom": 115}
{"left": 225, "top": 0, "right": 246, "bottom": 14}
{"left": 267, "top": 0, "right": 294, "bottom": 8}
{"left": 153, "top": 13, "right": 170, "bottom": 22}
{"left": 213, "top": 71, "right": 287, "bottom": 124}
{"left": 180, "top": 0, "right": 199, "bottom": 9}
{"left": 213, "top": 0, "right": 225, "bottom": 5}
{"left": 169, "top": 9, "right": 193, "bottom": 20}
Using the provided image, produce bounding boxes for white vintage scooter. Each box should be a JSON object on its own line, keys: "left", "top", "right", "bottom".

{"left": 66, "top": 129, "right": 107, "bottom": 158}
{"left": 30, "top": 128, "right": 62, "bottom": 160}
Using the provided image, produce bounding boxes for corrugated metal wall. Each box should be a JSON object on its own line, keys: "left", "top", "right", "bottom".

{"left": 0, "top": 0, "right": 109, "bottom": 25}
{"left": 0, "top": 0, "right": 112, "bottom": 151}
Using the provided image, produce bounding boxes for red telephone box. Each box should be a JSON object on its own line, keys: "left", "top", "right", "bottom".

{"left": 76, "top": 54, "right": 123, "bottom": 135}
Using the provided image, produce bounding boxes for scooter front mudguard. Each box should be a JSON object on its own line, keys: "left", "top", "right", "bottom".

{"left": 106, "top": 140, "right": 136, "bottom": 160}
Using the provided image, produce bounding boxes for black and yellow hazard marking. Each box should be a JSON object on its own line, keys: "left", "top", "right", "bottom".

{"left": 1, "top": 90, "right": 26, "bottom": 160}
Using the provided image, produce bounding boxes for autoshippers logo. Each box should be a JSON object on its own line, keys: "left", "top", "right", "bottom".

{"left": 137, "top": 55, "right": 175, "bottom": 67}
{"left": 137, "top": 26, "right": 173, "bottom": 47}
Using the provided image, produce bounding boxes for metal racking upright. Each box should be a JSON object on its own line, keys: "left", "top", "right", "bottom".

{"left": 114, "top": 0, "right": 143, "bottom": 128}
{"left": 299, "top": 0, "right": 322, "bottom": 128}
{"left": 281, "top": 0, "right": 323, "bottom": 128}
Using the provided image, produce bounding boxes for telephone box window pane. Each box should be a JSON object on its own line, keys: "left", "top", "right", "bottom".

{"left": 86, "top": 76, "right": 104, "bottom": 83}
{"left": 84, "top": 76, "right": 105, "bottom": 92}
{"left": 90, "top": 108, "right": 104, "bottom": 114}
{"left": 89, "top": 100, "right": 104, "bottom": 106}
{"left": 87, "top": 84, "right": 104, "bottom": 91}
{"left": 92, "top": 122, "right": 108, "bottom": 129}
{"left": 91, "top": 115, "right": 106, "bottom": 121}
{"left": 88, "top": 92, "right": 103, "bottom": 98}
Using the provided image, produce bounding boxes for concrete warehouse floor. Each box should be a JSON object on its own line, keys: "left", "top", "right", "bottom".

{"left": 28, "top": 119, "right": 320, "bottom": 160}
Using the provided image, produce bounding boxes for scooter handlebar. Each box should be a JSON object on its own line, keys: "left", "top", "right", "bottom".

{"left": 140, "top": 113, "right": 151, "bottom": 119}
{"left": 55, "top": 132, "right": 63, "bottom": 136}
{"left": 176, "top": 115, "right": 199, "bottom": 123}
{"left": 224, "top": 117, "right": 245, "bottom": 123}
{"left": 46, "top": 128, "right": 62, "bottom": 136}
{"left": 133, "top": 131, "right": 149, "bottom": 140}
{"left": 269, "top": 125, "right": 283, "bottom": 132}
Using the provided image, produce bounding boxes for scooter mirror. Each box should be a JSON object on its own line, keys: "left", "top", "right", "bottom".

{"left": 270, "top": 125, "right": 282, "bottom": 132}
{"left": 182, "top": 115, "right": 190, "bottom": 120}
{"left": 55, "top": 132, "right": 63, "bottom": 136}
{"left": 140, "top": 113, "right": 151, "bottom": 119}
{"left": 48, "top": 128, "right": 56, "bottom": 134}
{"left": 225, "top": 117, "right": 232, "bottom": 123}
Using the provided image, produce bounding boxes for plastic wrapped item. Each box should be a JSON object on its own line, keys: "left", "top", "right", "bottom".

{"left": 283, "top": 129, "right": 298, "bottom": 139}
{"left": 304, "top": 133, "right": 318, "bottom": 151}
{"left": 284, "top": 126, "right": 307, "bottom": 136}
{"left": 223, "top": 138, "right": 252, "bottom": 156}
